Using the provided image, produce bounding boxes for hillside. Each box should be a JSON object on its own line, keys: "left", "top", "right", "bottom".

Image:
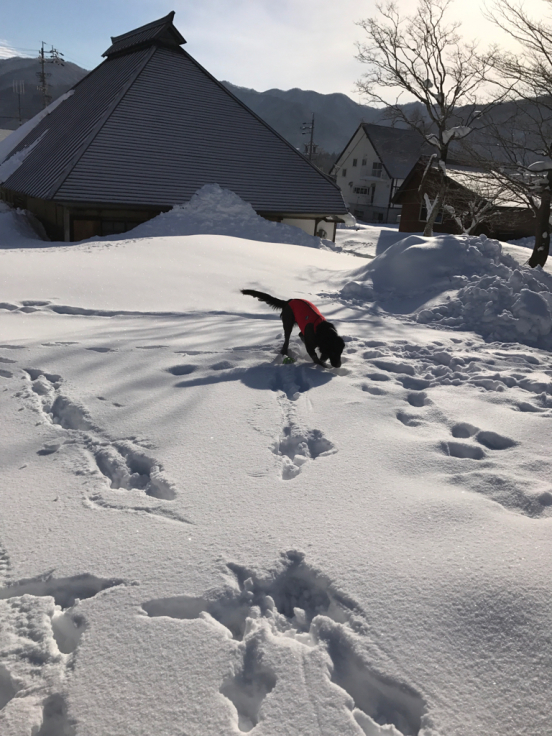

{"left": 0, "top": 56, "right": 88, "bottom": 129}
{"left": 223, "top": 82, "right": 391, "bottom": 154}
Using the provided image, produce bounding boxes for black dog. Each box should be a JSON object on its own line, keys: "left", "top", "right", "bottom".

{"left": 241, "top": 289, "right": 345, "bottom": 367}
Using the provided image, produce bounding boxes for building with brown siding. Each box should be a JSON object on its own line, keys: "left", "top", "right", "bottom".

{"left": 393, "top": 158, "right": 535, "bottom": 240}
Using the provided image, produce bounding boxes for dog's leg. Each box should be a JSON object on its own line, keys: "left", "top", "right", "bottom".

{"left": 280, "top": 305, "right": 296, "bottom": 355}
{"left": 303, "top": 325, "right": 324, "bottom": 365}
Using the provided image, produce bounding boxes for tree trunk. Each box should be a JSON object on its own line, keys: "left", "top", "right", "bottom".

{"left": 423, "top": 182, "right": 445, "bottom": 236}
{"left": 529, "top": 187, "right": 551, "bottom": 268}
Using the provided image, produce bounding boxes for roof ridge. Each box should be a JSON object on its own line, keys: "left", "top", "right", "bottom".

{"left": 110, "top": 12, "right": 175, "bottom": 45}
{"left": 102, "top": 11, "right": 185, "bottom": 58}
{"left": 46, "top": 47, "right": 156, "bottom": 200}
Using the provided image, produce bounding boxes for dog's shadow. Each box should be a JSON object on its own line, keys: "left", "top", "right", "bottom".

{"left": 174, "top": 360, "right": 334, "bottom": 396}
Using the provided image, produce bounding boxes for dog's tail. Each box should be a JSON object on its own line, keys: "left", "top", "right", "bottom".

{"left": 241, "top": 289, "right": 287, "bottom": 311}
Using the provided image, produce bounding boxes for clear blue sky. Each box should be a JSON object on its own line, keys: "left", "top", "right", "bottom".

{"left": 0, "top": 0, "right": 537, "bottom": 97}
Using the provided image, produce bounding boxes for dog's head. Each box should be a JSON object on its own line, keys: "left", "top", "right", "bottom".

{"left": 318, "top": 322, "right": 345, "bottom": 368}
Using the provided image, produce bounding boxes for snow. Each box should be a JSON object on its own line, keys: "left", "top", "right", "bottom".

{"left": 340, "top": 232, "right": 552, "bottom": 349}
{"left": 113, "top": 184, "right": 339, "bottom": 250}
{"left": 0, "top": 201, "right": 49, "bottom": 247}
{"left": 0, "top": 193, "right": 551, "bottom": 736}
{"left": 528, "top": 159, "right": 552, "bottom": 172}
{"left": 0, "top": 132, "right": 48, "bottom": 185}
{"left": 442, "top": 126, "right": 471, "bottom": 145}
{"left": 0, "top": 92, "right": 74, "bottom": 166}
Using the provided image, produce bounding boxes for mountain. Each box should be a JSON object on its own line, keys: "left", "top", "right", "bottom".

{"left": 222, "top": 82, "right": 392, "bottom": 155}
{"left": 0, "top": 56, "right": 402, "bottom": 158}
{"left": 0, "top": 57, "right": 88, "bottom": 130}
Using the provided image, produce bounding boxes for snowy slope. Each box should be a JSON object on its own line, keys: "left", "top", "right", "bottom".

{"left": 0, "top": 204, "right": 551, "bottom": 736}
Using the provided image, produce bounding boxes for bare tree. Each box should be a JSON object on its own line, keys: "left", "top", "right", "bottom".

{"left": 356, "top": 0, "right": 504, "bottom": 235}
{"left": 485, "top": 0, "right": 552, "bottom": 266}
{"left": 442, "top": 165, "right": 530, "bottom": 234}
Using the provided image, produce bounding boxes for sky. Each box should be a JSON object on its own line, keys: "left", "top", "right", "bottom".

{"left": 0, "top": 0, "right": 547, "bottom": 99}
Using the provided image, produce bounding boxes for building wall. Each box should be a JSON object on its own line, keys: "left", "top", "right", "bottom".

{"left": 397, "top": 174, "right": 536, "bottom": 240}
{"left": 0, "top": 188, "right": 341, "bottom": 243}
{"left": 331, "top": 129, "right": 401, "bottom": 223}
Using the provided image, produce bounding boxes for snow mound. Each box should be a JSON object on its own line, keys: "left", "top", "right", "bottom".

{"left": 121, "top": 184, "right": 337, "bottom": 249}
{"left": 417, "top": 263, "right": 552, "bottom": 348}
{"left": 346, "top": 234, "right": 511, "bottom": 296}
{"left": 0, "top": 203, "right": 48, "bottom": 248}
{"left": 340, "top": 233, "right": 552, "bottom": 350}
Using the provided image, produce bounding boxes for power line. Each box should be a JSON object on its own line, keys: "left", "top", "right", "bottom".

{"left": 301, "top": 113, "right": 317, "bottom": 161}
{"left": 36, "top": 41, "right": 64, "bottom": 109}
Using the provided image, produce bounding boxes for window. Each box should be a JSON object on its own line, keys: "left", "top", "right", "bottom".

{"left": 354, "top": 186, "right": 368, "bottom": 194}
{"left": 371, "top": 162, "right": 383, "bottom": 177}
{"left": 342, "top": 169, "right": 347, "bottom": 177}
{"left": 419, "top": 205, "right": 443, "bottom": 223}
{"left": 361, "top": 158, "right": 367, "bottom": 166}
{"left": 353, "top": 158, "right": 358, "bottom": 167}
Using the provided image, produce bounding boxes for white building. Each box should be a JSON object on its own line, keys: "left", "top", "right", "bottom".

{"left": 331, "top": 123, "right": 429, "bottom": 224}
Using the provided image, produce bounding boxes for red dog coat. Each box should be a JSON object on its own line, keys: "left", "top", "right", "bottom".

{"left": 288, "top": 299, "right": 326, "bottom": 333}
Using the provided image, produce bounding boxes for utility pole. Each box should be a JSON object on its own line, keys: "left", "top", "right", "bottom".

{"left": 301, "top": 113, "right": 316, "bottom": 161}
{"left": 36, "top": 41, "right": 64, "bottom": 109}
{"left": 12, "top": 80, "right": 24, "bottom": 125}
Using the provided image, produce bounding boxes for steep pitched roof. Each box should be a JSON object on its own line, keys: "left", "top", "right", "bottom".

{"left": 362, "top": 124, "right": 432, "bottom": 180}
{"left": 2, "top": 14, "right": 346, "bottom": 216}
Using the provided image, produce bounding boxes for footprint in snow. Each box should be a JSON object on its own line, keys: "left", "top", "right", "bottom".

{"left": 406, "top": 391, "right": 429, "bottom": 407}
{"left": 361, "top": 384, "right": 387, "bottom": 396}
{"left": 141, "top": 551, "right": 426, "bottom": 736}
{"left": 397, "top": 411, "right": 424, "bottom": 427}
{"left": 441, "top": 441, "right": 486, "bottom": 460}
{"left": 167, "top": 364, "right": 197, "bottom": 376}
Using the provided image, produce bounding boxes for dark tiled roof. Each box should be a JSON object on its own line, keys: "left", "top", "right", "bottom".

{"left": 3, "top": 15, "right": 346, "bottom": 216}
{"left": 362, "top": 123, "right": 432, "bottom": 179}
{"left": 103, "top": 12, "right": 185, "bottom": 57}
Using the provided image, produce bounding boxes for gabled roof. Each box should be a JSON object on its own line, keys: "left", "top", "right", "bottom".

{"left": 2, "top": 13, "right": 346, "bottom": 216}
{"left": 362, "top": 124, "right": 432, "bottom": 180}
{"left": 103, "top": 12, "right": 186, "bottom": 58}
{"left": 333, "top": 123, "right": 431, "bottom": 181}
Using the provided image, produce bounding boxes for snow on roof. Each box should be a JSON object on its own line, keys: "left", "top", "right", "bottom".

{"left": 0, "top": 91, "right": 73, "bottom": 166}
{"left": 445, "top": 165, "right": 528, "bottom": 209}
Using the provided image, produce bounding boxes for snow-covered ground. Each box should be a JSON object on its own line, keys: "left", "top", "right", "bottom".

{"left": 1, "top": 194, "right": 551, "bottom": 736}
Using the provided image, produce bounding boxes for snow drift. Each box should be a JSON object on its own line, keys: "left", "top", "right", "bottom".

{"left": 340, "top": 233, "right": 552, "bottom": 349}
{"left": 0, "top": 201, "right": 49, "bottom": 247}
{"left": 118, "top": 184, "right": 337, "bottom": 249}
